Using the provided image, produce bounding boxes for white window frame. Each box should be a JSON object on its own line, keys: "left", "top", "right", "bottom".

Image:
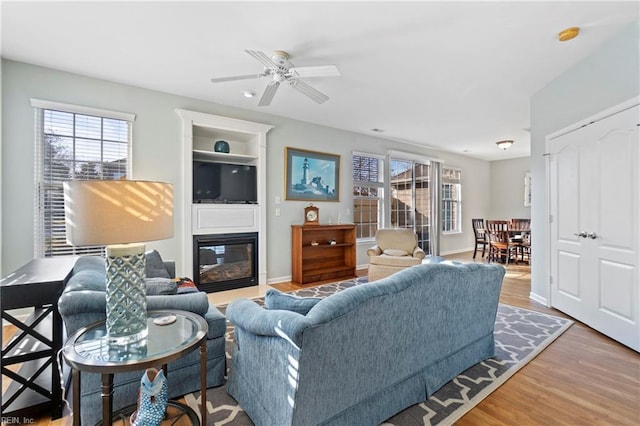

{"left": 31, "top": 99, "right": 135, "bottom": 257}
{"left": 442, "top": 166, "right": 462, "bottom": 234}
{"left": 352, "top": 151, "right": 384, "bottom": 242}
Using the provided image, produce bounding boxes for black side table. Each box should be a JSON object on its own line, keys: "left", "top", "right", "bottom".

{"left": 1, "top": 256, "right": 78, "bottom": 420}
{"left": 62, "top": 310, "right": 208, "bottom": 426}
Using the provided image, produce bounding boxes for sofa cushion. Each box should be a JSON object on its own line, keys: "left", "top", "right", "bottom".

{"left": 376, "top": 228, "right": 419, "bottom": 254}
{"left": 145, "top": 277, "right": 177, "bottom": 295}
{"left": 65, "top": 256, "right": 106, "bottom": 292}
{"left": 265, "top": 289, "right": 322, "bottom": 315}
{"left": 145, "top": 250, "right": 171, "bottom": 279}
{"left": 73, "top": 255, "right": 106, "bottom": 274}
{"left": 383, "top": 248, "right": 409, "bottom": 257}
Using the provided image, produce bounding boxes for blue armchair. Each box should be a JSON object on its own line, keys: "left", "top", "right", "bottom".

{"left": 58, "top": 253, "right": 226, "bottom": 425}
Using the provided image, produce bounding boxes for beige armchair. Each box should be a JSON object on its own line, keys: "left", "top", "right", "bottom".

{"left": 367, "top": 228, "right": 425, "bottom": 281}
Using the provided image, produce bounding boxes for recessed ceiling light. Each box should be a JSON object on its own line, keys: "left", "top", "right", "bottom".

{"left": 242, "top": 90, "right": 256, "bottom": 98}
{"left": 496, "top": 140, "right": 514, "bottom": 150}
{"left": 558, "top": 27, "right": 580, "bottom": 42}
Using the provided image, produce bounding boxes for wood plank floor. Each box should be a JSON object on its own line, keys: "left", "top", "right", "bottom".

{"left": 4, "top": 252, "right": 639, "bottom": 425}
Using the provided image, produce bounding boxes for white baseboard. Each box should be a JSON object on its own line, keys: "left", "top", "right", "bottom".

{"left": 439, "top": 247, "right": 475, "bottom": 256}
{"left": 529, "top": 291, "right": 548, "bottom": 306}
{"left": 267, "top": 275, "right": 292, "bottom": 285}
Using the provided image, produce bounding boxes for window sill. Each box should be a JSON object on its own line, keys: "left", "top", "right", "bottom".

{"left": 442, "top": 231, "right": 463, "bottom": 236}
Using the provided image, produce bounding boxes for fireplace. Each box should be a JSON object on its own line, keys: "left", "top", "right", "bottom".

{"left": 193, "top": 232, "right": 258, "bottom": 293}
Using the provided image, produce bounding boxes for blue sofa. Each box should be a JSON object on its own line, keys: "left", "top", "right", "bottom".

{"left": 226, "top": 262, "right": 505, "bottom": 425}
{"left": 58, "top": 253, "right": 226, "bottom": 425}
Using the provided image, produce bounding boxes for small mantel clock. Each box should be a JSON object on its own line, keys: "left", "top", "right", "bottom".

{"left": 304, "top": 204, "right": 319, "bottom": 226}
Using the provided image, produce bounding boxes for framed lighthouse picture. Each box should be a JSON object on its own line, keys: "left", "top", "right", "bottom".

{"left": 285, "top": 147, "right": 340, "bottom": 202}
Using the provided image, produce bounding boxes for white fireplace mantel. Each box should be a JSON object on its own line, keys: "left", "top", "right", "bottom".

{"left": 176, "top": 109, "right": 273, "bottom": 285}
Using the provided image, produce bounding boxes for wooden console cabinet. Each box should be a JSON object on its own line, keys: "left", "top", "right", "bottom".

{"left": 291, "top": 224, "right": 356, "bottom": 284}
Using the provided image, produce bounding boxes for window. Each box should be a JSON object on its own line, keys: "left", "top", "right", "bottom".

{"left": 352, "top": 153, "right": 384, "bottom": 240}
{"left": 442, "top": 167, "right": 462, "bottom": 233}
{"left": 32, "top": 100, "right": 134, "bottom": 257}
{"left": 389, "top": 158, "right": 431, "bottom": 251}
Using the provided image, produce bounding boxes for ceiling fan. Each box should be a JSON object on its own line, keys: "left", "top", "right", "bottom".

{"left": 210, "top": 50, "right": 340, "bottom": 106}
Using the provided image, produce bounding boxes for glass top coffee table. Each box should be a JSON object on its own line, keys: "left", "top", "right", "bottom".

{"left": 62, "top": 310, "right": 207, "bottom": 425}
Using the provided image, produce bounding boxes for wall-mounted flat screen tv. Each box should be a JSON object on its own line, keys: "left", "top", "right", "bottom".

{"left": 193, "top": 161, "right": 257, "bottom": 204}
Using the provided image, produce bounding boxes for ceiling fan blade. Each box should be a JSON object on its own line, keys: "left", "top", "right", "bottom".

{"left": 210, "top": 73, "right": 266, "bottom": 83}
{"left": 258, "top": 81, "right": 280, "bottom": 107}
{"left": 290, "top": 80, "right": 329, "bottom": 104}
{"left": 245, "top": 50, "right": 280, "bottom": 70}
{"left": 289, "top": 65, "right": 341, "bottom": 78}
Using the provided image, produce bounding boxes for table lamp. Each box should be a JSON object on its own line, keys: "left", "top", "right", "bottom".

{"left": 63, "top": 180, "right": 174, "bottom": 345}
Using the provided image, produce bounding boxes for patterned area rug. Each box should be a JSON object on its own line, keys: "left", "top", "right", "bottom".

{"left": 185, "top": 277, "right": 573, "bottom": 425}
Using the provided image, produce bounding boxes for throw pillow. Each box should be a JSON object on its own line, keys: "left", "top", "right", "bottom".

{"left": 383, "top": 248, "right": 409, "bottom": 257}
{"left": 264, "top": 289, "right": 322, "bottom": 315}
{"left": 145, "top": 250, "right": 171, "bottom": 279}
{"left": 175, "top": 277, "right": 200, "bottom": 294}
{"left": 145, "top": 278, "right": 177, "bottom": 295}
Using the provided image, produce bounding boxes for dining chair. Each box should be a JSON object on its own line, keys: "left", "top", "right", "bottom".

{"left": 510, "top": 218, "right": 531, "bottom": 263}
{"left": 486, "top": 220, "right": 519, "bottom": 265}
{"left": 509, "top": 218, "right": 531, "bottom": 231}
{"left": 471, "top": 218, "right": 488, "bottom": 259}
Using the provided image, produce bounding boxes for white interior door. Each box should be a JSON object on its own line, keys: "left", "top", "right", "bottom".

{"left": 549, "top": 103, "right": 639, "bottom": 352}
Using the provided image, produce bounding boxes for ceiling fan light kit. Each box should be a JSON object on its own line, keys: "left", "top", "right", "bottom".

{"left": 496, "top": 140, "right": 514, "bottom": 150}
{"left": 211, "top": 49, "right": 340, "bottom": 106}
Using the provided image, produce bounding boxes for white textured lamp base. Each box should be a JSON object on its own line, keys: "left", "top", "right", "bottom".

{"left": 106, "top": 243, "right": 148, "bottom": 345}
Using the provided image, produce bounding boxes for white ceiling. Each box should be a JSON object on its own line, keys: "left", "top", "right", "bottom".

{"left": 2, "top": 1, "right": 638, "bottom": 161}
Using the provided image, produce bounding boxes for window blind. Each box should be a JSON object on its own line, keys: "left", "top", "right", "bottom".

{"left": 352, "top": 153, "right": 384, "bottom": 240}
{"left": 33, "top": 104, "right": 133, "bottom": 257}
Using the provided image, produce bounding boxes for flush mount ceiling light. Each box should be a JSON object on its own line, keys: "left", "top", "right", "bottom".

{"left": 496, "top": 140, "right": 514, "bottom": 150}
{"left": 242, "top": 90, "right": 256, "bottom": 98}
{"left": 558, "top": 27, "right": 580, "bottom": 42}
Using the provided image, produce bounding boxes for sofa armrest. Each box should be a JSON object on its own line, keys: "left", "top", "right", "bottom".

{"left": 204, "top": 305, "right": 226, "bottom": 339}
{"left": 60, "top": 290, "right": 210, "bottom": 319}
{"left": 226, "top": 298, "right": 312, "bottom": 345}
{"left": 366, "top": 245, "right": 382, "bottom": 257}
{"left": 147, "top": 292, "right": 209, "bottom": 316}
{"left": 412, "top": 247, "right": 426, "bottom": 260}
{"left": 58, "top": 290, "right": 107, "bottom": 317}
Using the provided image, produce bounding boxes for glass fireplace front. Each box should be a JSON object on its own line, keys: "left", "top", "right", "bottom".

{"left": 193, "top": 232, "right": 258, "bottom": 293}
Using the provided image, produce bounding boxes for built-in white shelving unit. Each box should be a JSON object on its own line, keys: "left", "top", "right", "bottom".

{"left": 176, "top": 109, "right": 273, "bottom": 285}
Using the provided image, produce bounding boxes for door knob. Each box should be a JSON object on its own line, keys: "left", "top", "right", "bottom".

{"left": 573, "top": 232, "right": 587, "bottom": 238}
{"left": 587, "top": 232, "right": 598, "bottom": 239}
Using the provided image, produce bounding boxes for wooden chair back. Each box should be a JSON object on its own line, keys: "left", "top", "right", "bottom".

{"left": 472, "top": 218, "right": 486, "bottom": 241}
{"left": 486, "top": 220, "right": 510, "bottom": 245}
{"left": 510, "top": 218, "right": 531, "bottom": 231}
